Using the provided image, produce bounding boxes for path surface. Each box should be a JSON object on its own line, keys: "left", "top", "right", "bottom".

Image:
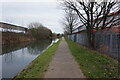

{"left": 44, "top": 37, "right": 85, "bottom": 78}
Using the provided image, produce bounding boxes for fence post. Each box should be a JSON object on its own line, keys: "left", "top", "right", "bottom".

{"left": 109, "top": 34, "right": 113, "bottom": 55}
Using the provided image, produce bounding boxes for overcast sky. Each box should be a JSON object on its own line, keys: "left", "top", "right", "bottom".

{"left": 0, "top": 0, "right": 64, "bottom": 33}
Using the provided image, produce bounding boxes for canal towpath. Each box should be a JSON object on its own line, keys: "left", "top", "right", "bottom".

{"left": 44, "top": 37, "right": 85, "bottom": 78}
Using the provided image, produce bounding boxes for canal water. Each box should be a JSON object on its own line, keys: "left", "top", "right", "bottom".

{"left": 0, "top": 39, "right": 59, "bottom": 79}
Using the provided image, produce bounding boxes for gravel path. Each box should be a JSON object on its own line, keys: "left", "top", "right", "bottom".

{"left": 44, "top": 37, "right": 85, "bottom": 78}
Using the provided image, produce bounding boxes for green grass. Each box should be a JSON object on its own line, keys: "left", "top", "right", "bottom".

{"left": 65, "top": 38, "right": 119, "bottom": 79}
{"left": 14, "top": 39, "right": 61, "bottom": 79}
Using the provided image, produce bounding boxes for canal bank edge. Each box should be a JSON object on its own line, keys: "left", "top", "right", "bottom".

{"left": 13, "top": 39, "right": 61, "bottom": 79}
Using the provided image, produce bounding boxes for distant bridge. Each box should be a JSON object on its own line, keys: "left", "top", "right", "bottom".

{"left": 0, "top": 22, "right": 28, "bottom": 33}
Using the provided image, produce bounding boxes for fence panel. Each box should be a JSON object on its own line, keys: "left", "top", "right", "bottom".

{"left": 67, "top": 29, "right": 120, "bottom": 59}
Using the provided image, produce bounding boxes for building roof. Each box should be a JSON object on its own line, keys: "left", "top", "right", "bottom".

{"left": 0, "top": 22, "right": 28, "bottom": 29}
{"left": 72, "top": 26, "right": 120, "bottom": 34}
{"left": 73, "top": 10, "right": 120, "bottom": 33}
{"left": 93, "top": 10, "right": 120, "bottom": 21}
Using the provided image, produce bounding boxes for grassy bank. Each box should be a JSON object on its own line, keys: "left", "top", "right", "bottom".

{"left": 14, "top": 39, "right": 61, "bottom": 79}
{"left": 65, "top": 38, "right": 119, "bottom": 78}
{"left": 2, "top": 32, "right": 35, "bottom": 45}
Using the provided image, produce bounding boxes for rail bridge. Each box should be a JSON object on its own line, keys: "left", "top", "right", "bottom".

{"left": 0, "top": 22, "right": 28, "bottom": 33}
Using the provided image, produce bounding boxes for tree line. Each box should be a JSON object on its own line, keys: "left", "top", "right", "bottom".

{"left": 1, "top": 21, "right": 61, "bottom": 41}
{"left": 28, "top": 22, "right": 52, "bottom": 40}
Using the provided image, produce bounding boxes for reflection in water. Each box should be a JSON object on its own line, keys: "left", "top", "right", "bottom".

{"left": 1, "top": 42, "right": 30, "bottom": 55}
{"left": 1, "top": 39, "right": 53, "bottom": 78}
{"left": 27, "top": 40, "right": 52, "bottom": 55}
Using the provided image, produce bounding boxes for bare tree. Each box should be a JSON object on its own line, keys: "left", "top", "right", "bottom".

{"left": 28, "top": 22, "right": 44, "bottom": 29}
{"left": 62, "top": 9, "right": 79, "bottom": 34}
{"left": 28, "top": 22, "right": 52, "bottom": 40}
{"left": 61, "top": 0, "right": 118, "bottom": 49}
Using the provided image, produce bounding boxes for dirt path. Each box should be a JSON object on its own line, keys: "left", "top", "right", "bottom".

{"left": 44, "top": 37, "right": 85, "bottom": 78}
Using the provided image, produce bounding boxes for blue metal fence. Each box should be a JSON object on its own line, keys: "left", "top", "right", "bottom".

{"left": 67, "top": 28, "right": 120, "bottom": 60}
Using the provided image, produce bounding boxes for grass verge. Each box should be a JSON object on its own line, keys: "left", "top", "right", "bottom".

{"left": 14, "top": 39, "right": 61, "bottom": 79}
{"left": 65, "top": 38, "right": 119, "bottom": 78}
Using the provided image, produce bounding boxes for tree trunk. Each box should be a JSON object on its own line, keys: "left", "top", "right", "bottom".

{"left": 86, "top": 29, "right": 95, "bottom": 49}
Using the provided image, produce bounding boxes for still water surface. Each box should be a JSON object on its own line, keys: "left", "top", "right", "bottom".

{"left": 0, "top": 39, "right": 58, "bottom": 78}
